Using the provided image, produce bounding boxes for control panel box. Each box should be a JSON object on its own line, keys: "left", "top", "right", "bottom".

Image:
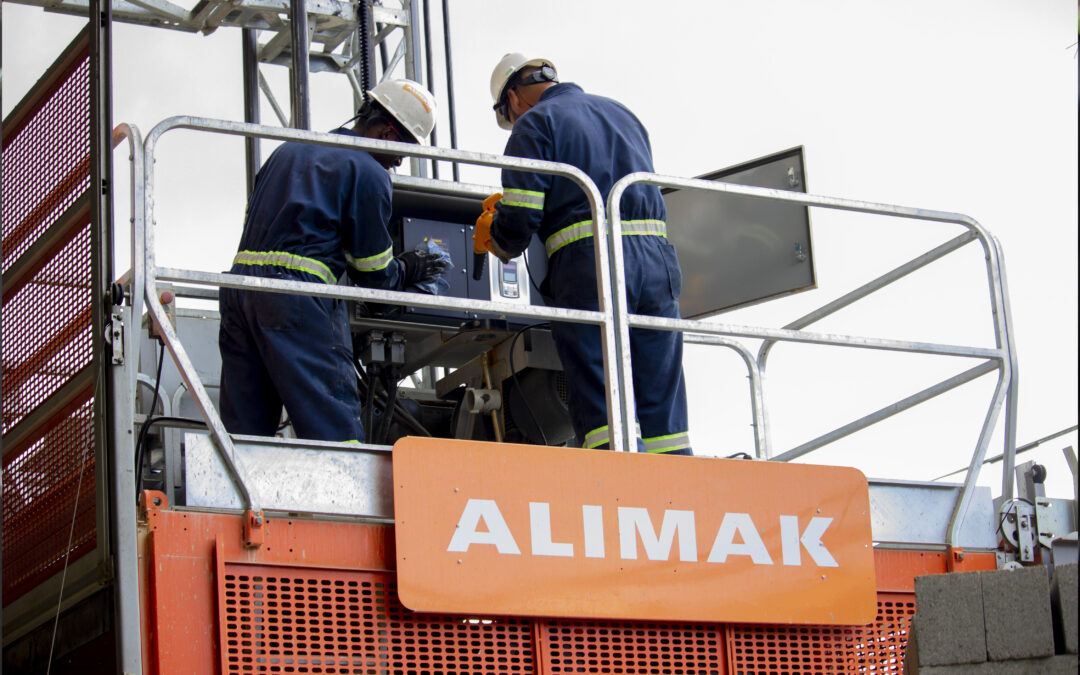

{"left": 394, "top": 216, "right": 547, "bottom": 323}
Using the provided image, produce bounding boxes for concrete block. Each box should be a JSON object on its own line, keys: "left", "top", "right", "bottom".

{"left": 1050, "top": 563, "right": 1078, "bottom": 654}
{"left": 911, "top": 655, "right": 1078, "bottom": 674}
{"left": 911, "top": 571, "right": 987, "bottom": 665}
{"left": 981, "top": 565, "right": 1056, "bottom": 661}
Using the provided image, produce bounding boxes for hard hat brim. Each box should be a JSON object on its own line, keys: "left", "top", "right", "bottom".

{"left": 366, "top": 90, "right": 425, "bottom": 145}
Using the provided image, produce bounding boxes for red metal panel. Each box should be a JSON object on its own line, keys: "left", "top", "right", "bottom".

{"left": 218, "top": 565, "right": 537, "bottom": 674}
{"left": 725, "top": 592, "right": 915, "bottom": 673}
{"left": 1, "top": 32, "right": 95, "bottom": 608}
{"left": 873, "top": 548, "right": 996, "bottom": 592}
{"left": 1, "top": 395, "right": 96, "bottom": 602}
{"left": 1, "top": 54, "right": 90, "bottom": 274}
{"left": 1, "top": 223, "right": 94, "bottom": 433}
{"left": 1, "top": 61, "right": 90, "bottom": 274}
{"left": 141, "top": 507, "right": 987, "bottom": 674}
{"left": 538, "top": 620, "right": 726, "bottom": 674}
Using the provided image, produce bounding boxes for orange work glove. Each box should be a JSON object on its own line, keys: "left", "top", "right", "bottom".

{"left": 472, "top": 192, "right": 503, "bottom": 280}
{"left": 473, "top": 192, "right": 503, "bottom": 255}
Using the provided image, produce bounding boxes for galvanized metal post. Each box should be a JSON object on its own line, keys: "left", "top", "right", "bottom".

{"left": 403, "top": 0, "right": 426, "bottom": 177}
{"left": 441, "top": 0, "right": 460, "bottom": 181}
{"left": 289, "top": 0, "right": 311, "bottom": 130}
{"left": 421, "top": 0, "right": 438, "bottom": 178}
{"left": 89, "top": 2, "right": 144, "bottom": 672}
{"left": 109, "top": 125, "right": 145, "bottom": 675}
{"left": 242, "top": 28, "right": 261, "bottom": 193}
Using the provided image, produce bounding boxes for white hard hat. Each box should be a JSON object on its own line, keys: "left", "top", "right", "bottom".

{"left": 489, "top": 53, "right": 557, "bottom": 130}
{"left": 366, "top": 79, "right": 437, "bottom": 143}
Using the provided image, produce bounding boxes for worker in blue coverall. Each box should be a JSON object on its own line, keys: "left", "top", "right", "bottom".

{"left": 218, "top": 79, "right": 444, "bottom": 443}
{"left": 479, "top": 54, "right": 691, "bottom": 455}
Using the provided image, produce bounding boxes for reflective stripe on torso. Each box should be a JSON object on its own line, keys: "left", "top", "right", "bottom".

{"left": 233, "top": 250, "right": 336, "bottom": 284}
{"left": 545, "top": 219, "right": 667, "bottom": 258}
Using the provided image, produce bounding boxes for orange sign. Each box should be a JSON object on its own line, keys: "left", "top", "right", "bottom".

{"left": 393, "top": 438, "right": 876, "bottom": 624}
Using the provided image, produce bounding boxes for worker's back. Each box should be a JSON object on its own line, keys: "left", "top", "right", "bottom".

{"left": 237, "top": 128, "right": 393, "bottom": 286}
{"left": 499, "top": 82, "right": 666, "bottom": 255}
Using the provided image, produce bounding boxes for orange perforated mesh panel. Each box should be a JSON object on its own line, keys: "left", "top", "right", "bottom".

{"left": 1, "top": 31, "right": 96, "bottom": 608}
{"left": 726, "top": 592, "right": 915, "bottom": 674}
{"left": 2, "top": 224, "right": 94, "bottom": 431}
{"left": 219, "top": 564, "right": 536, "bottom": 674}
{"left": 2, "top": 53, "right": 90, "bottom": 276}
{"left": 2, "top": 396, "right": 96, "bottom": 603}
{"left": 539, "top": 621, "right": 725, "bottom": 674}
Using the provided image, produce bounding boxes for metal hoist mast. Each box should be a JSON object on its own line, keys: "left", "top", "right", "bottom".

{"left": 12, "top": 0, "right": 436, "bottom": 176}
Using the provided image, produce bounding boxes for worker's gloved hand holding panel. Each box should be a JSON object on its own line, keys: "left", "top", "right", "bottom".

{"left": 398, "top": 241, "right": 452, "bottom": 293}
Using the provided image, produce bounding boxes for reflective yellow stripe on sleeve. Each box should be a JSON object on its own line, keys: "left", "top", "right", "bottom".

{"left": 501, "top": 188, "right": 545, "bottom": 210}
{"left": 345, "top": 245, "right": 395, "bottom": 273}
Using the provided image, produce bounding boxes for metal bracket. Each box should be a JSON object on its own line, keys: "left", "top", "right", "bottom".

{"left": 946, "top": 546, "right": 966, "bottom": 571}
{"left": 243, "top": 510, "right": 266, "bottom": 548}
{"left": 139, "top": 489, "right": 169, "bottom": 522}
{"left": 109, "top": 310, "right": 126, "bottom": 365}
{"left": 1015, "top": 501, "right": 1037, "bottom": 562}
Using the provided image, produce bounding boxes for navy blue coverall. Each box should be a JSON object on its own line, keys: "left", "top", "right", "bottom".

{"left": 491, "top": 83, "right": 691, "bottom": 454}
{"left": 218, "top": 128, "right": 405, "bottom": 442}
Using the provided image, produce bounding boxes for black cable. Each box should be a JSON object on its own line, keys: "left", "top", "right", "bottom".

{"left": 362, "top": 362, "right": 378, "bottom": 441}
{"left": 134, "top": 345, "right": 166, "bottom": 495}
{"left": 376, "top": 367, "right": 401, "bottom": 443}
{"left": 353, "top": 363, "right": 431, "bottom": 438}
{"left": 136, "top": 416, "right": 208, "bottom": 494}
{"left": 508, "top": 322, "right": 551, "bottom": 446}
{"left": 523, "top": 249, "right": 544, "bottom": 297}
{"left": 142, "top": 416, "right": 207, "bottom": 427}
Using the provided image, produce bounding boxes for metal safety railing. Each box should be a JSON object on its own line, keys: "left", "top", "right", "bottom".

{"left": 124, "top": 116, "right": 1018, "bottom": 554}
{"left": 138, "top": 116, "right": 629, "bottom": 515}
{"left": 608, "top": 173, "right": 1018, "bottom": 548}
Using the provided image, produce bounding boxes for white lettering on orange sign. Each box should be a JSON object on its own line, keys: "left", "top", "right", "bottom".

{"left": 446, "top": 499, "right": 838, "bottom": 567}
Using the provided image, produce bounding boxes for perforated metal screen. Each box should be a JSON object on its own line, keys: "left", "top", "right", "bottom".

{"left": 1, "top": 397, "right": 97, "bottom": 602}
{"left": 726, "top": 593, "right": 915, "bottom": 674}
{"left": 217, "top": 562, "right": 912, "bottom": 675}
{"left": 1, "top": 35, "right": 96, "bottom": 607}
{"left": 1, "top": 55, "right": 90, "bottom": 276}
{"left": 2, "top": 224, "right": 94, "bottom": 431}
{"left": 539, "top": 620, "right": 724, "bottom": 674}
{"left": 220, "top": 565, "right": 536, "bottom": 674}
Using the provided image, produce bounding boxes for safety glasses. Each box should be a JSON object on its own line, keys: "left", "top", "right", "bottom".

{"left": 493, "top": 97, "right": 510, "bottom": 123}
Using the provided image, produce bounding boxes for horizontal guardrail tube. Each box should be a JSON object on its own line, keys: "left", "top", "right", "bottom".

{"left": 606, "top": 170, "right": 1016, "bottom": 548}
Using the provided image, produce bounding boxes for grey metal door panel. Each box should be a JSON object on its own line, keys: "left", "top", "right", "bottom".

{"left": 664, "top": 147, "right": 815, "bottom": 318}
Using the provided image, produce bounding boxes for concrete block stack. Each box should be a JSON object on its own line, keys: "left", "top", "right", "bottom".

{"left": 904, "top": 563, "right": 1078, "bottom": 674}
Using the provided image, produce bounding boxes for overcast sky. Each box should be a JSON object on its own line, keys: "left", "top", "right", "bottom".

{"left": 4, "top": 0, "right": 1077, "bottom": 498}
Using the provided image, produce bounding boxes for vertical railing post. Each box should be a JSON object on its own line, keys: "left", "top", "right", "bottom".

{"left": 110, "top": 124, "right": 145, "bottom": 675}
{"left": 604, "top": 194, "right": 640, "bottom": 451}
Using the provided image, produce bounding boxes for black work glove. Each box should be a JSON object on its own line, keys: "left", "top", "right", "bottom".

{"left": 397, "top": 249, "right": 449, "bottom": 288}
